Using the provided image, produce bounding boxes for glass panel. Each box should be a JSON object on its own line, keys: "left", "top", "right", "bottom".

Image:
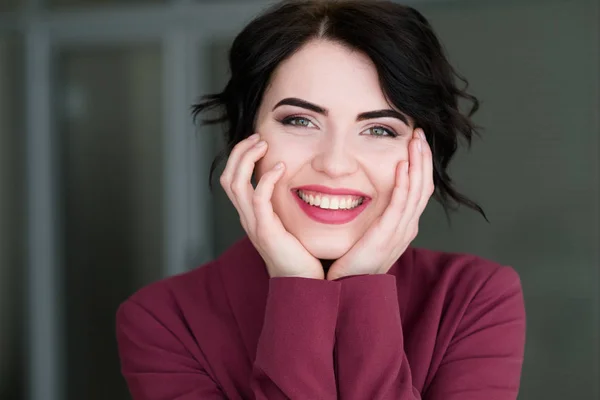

{"left": 0, "top": 34, "right": 25, "bottom": 400}
{"left": 55, "top": 44, "right": 163, "bottom": 400}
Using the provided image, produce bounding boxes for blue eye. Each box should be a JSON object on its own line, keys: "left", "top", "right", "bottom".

{"left": 364, "top": 126, "right": 397, "bottom": 138}
{"left": 281, "top": 116, "right": 315, "bottom": 128}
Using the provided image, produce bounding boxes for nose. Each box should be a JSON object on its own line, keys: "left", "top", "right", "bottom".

{"left": 311, "top": 135, "right": 359, "bottom": 178}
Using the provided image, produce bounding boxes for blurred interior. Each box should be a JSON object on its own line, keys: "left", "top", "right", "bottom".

{"left": 0, "top": 0, "right": 598, "bottom": 399}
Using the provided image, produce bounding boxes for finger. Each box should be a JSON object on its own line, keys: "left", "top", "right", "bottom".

{"left": 220, "top": 133, "right": 260, "bottom": 194}
{"left": 327, "top": 266, "right": 344, "bottom": 281}
{"left": 400, "top": 131, "right": 424, "bottom": 224}
{"left": 230, "top": 140, "right": 269, "bottom": 228}
{"left": 378, "top": 160, "right": 410, "bottom": 229}
{"left": 220, "top": 135, "right": 259, "bottom": 230}
{"left": 253, "top": 162, "right": 285, "bottom": 236}
{"left": 415, "top": 129, "right": 434, "bottom": 216}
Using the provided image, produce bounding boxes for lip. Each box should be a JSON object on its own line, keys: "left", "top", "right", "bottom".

{"left": 292, "top": 185, "right": 370, "bottom": 198}
{"left": 291, "top": 186, "right": 371, "bottom": 225}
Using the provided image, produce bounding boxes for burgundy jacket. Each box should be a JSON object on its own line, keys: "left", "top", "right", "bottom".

{"left": 116, "top": 237, "right": 526, "bottom": 400}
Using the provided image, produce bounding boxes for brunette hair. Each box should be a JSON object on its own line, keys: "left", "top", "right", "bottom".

{"left": 192, "top": 0, "right": 486, "bottom": 220}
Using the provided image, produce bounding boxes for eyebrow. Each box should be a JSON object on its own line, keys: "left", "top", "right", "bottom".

{"left": 272, "top": 97, "right": 409, "bottom": 126}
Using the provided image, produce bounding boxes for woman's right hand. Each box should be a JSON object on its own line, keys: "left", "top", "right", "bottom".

{"left": 220, "top": 133, "right": 324, "bottom": 280}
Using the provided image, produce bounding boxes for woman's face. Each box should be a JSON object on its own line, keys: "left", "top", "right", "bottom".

{"left": 255, "top": 39, "right": 414, "bottom": 260}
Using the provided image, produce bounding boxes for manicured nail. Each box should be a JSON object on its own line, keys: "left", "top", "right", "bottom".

{"left": 417, "top": 139, "right": 422, "bottom": 152}
{"left": 419, "top": 130, "right": 426, "bottom": 140}
{"left": 255, "top": 140, "right": 266, "bottom": 147}
{"left": 249, "top": 133, "right": 260, "bottom": 141}
{"left": 274, "top": 162, "right": 284, "bottom": 170}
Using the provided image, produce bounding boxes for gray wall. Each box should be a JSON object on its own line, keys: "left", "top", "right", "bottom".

{"left": 417, "top": 2, "right": 599, "bottom": 398}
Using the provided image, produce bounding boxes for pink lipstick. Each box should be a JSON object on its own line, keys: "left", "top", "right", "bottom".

{"left": 291, "top": 185, "right": 370, "bottom": 225}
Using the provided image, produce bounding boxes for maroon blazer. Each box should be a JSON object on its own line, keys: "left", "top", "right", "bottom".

{"left": 116, "top": 237, "right": 526, "bottom": 399}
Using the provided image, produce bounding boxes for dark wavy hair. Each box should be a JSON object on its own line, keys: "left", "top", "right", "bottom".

{"left": 192, "top": 0, "right": 486, "bottom": 220}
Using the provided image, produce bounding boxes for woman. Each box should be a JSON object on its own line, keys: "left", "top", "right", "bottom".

{"left": 116, "top": 1, "right": 526, "bottom": 399}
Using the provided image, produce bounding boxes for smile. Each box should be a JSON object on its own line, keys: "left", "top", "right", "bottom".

{"left": 296, "top": 189, "right": 364, "bottom": 210}
{"left": 291, "top": 185, "right": 370, "bottom": 225}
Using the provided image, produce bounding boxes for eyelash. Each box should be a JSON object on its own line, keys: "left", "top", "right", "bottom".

{"left": 279, "top": 116, "right": 398, "bottom": 138}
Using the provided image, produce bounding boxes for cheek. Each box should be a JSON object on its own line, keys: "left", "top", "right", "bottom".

{"left": 256, "top": 136, "right": 312, "bottom": 180}
{"left": 375, "top": 172, "right": 396, "bottom": 204}
{"left": 363, "top": 148, "right": 407, "bottom": 205}
{"left": 254, "top": 145, "right": 293, "bottom": 186}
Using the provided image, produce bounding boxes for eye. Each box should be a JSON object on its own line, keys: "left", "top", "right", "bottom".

{"left": 362, "top": 126, "right": 398, "bottom": 138}
{"left": 280, "top": 116, "right": 316, "bottom": 128}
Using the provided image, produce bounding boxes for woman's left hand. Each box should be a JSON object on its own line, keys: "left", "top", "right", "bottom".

{"left": 326, "top": 128, "right": 434, "bottom": 281}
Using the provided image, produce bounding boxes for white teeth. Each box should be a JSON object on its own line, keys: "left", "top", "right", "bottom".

{"left": 329, "top": 198, "right": 339, "bottom": 210}
{"left": 297, "top": 190, "right": 364, "bottom": 210}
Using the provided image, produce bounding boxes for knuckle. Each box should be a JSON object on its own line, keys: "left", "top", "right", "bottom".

{"left": 427, "top": 183, "right": 435, "bottom": 196}
{"left": 258, "top": 172, "right": 274, "bottom": 187}
{"left": 412, "top": 226, "right": 419, "bottom": 239}
{"left": 252, "top": 192, "right": 263, "bottom": 208}
{"left": 219, "top": 174, "right": 229, "bottom": 188}
{"left": 231, "top": 140, "right": 246, "bottom": 153}
{"left": 231, "top": 181, "right": 244, "bottom": 196}
{"left": 255, "top": 179, "right": 273, "bottom": 197}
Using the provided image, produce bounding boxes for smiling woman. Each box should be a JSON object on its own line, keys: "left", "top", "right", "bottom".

{"left": 116, "top": 1, "right": 526, "bottom": 399}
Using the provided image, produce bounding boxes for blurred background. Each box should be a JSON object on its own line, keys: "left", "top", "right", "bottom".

{"left": 0, "top": 0, "right": 598, "bottom": 399}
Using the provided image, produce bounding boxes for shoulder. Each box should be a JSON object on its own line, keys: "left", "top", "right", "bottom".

{"left": 408, "top": 246, "right": 523, "bottom": 299}
{"left": 401, "top": 247, "right": 525, "bottom": 348}
{"left": 119, "top": 259, "right": 220, "bottom": 317}
{"left": 397, "top": 246, "right": 525, "bottom": 329}
{"left": 116, "top": 236, "right": 260, "bottom": 333}
{"left": 115, "top": 259, "right": 223, "bottom": 343}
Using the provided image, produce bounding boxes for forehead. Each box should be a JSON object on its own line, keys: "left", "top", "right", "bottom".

{"left": 263, "top": 40, "right": 391, "bottom": 112}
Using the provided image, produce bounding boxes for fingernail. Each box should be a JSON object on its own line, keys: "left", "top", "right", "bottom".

{"left": 419, "top": 130, "right": 426, "bottom": 140}
{"left": 274, "top": 162, "right": 284, "bottom": 170}
{"left": 249, "top": 133, "right": 260, "bottom": 141}
{"left": 255, "top": 140, "right": 266, "bottom": 147}
{"left": 417, "top": 139, "right": 422, "bottom": 152}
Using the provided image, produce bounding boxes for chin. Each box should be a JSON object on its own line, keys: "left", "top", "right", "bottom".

{"left": 297, "top": 233, "right": 355, "bottom": 260}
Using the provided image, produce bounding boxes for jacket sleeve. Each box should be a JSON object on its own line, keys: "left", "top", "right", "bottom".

{"left": 116, "top": 277, "right": 341, "bottom": 400}
{"left": 333, "top": 267, "right": 526, "bottom": 400}
{"left": 334, "top": 274, "right": 421, "bottom": 399}
{"left": 250, "top": 277, "right": 340, "bottom": 399}
{"left": 424, "top": 267, "right": 526, "bottom": 400}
